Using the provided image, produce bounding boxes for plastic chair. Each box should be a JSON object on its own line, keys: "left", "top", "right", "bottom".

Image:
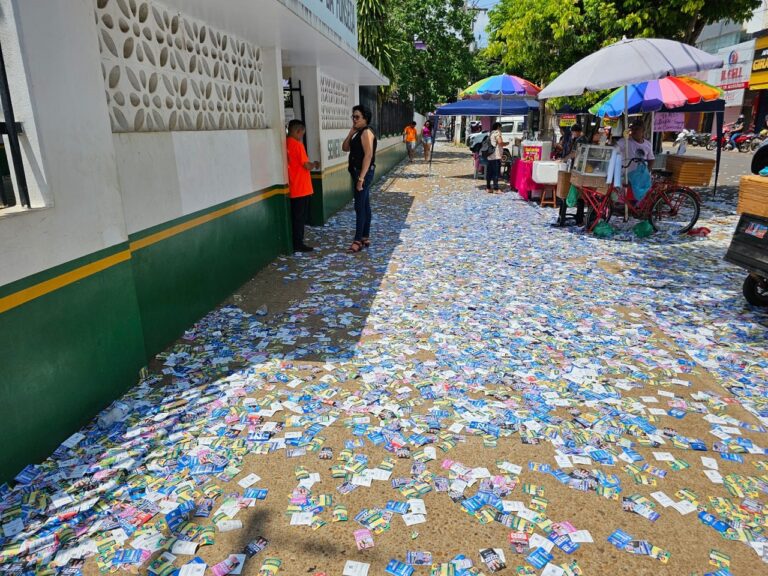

{"left": 473, "top": 153, "right": 487, "bottom": 179}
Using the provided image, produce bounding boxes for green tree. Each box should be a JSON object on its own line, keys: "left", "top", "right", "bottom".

{"left": 357, "top": 0, "right": 478, "bottom": 112}
{"left": 485, "top": 0, "right": 761, "bottom": 93}
{"left": 357, "top": 0, "right": 398, "bottom": 93}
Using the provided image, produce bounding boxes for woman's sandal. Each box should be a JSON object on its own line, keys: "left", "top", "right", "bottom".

{"left": 347, "top": 240, "right": 363, "bottom": 253}
{"left": 362, "top": 237, "right": 371, "bottom": 248}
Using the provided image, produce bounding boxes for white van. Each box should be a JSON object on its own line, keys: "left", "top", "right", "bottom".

{"left": 499, "top": 115, "right": 526, "bottom": 142}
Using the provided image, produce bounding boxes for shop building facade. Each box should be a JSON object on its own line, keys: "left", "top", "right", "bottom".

{"left": 0, "top": 0, "right": 398, "bottom": 482}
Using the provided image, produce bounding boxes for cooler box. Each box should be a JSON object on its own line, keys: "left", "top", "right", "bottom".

{"left": 725, "top": 214, "right": 768, "bottom": 276}
{"left": 532, "top": 161, "right": 563, "bottom": 184}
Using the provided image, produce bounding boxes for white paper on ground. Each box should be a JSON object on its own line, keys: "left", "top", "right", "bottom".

{"left": 570, "top": 530, "right": 593, "bottom": 543}
{"left": 402, "top": 513, "right": 426, "bottom": 526}
{"left": 343, "top": 560, "right": 370, "bottom": 576}
{"left": 179, "top": 564, "right": 207, "bottom": 576}
{"left": 650, "top": 491, "right": 675, "bottom": 507}
{"left": 171, "top": 540, "right": 199, "bottom": 555}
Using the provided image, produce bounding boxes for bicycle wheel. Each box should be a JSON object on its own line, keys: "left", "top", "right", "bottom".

{"left": 649, "top": 188, "right": 700, "bottom": 234}
{"left": 586, "top": 199, "right": 613, "bottom": 231}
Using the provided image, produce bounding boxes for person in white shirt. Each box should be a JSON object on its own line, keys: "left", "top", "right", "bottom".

{"left": 486, "top": 121, "right": 505, "bottom": 194}
{"left": 615, "top": 120, "right": 654, "bottom": 173}
{"left": 615, "top": 120, "right": 654, "bottom": 202}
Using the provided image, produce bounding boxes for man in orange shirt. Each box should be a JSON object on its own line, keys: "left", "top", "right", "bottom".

{"left": 286, "top": 120, "right": 320, "bottom": 252}
{"left": 403, "top": 121, "right": 417, "bottom": 161}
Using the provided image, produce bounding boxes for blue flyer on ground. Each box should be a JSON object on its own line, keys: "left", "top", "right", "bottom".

{"left": 385, "top": 559, "right": 414, "bottom": 576}
{"left": 526, "top": 547, "right": 553, "bottom": 569}
{"left": 608, "top": 529, "right": 633, "bottom": 549}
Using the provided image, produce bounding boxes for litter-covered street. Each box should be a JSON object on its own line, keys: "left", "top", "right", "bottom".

{"left": 3, "top": 144, "right": 768, "bottom": 576}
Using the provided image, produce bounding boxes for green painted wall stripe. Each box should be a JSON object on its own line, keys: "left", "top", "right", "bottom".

{"left": 0, "top": 259, "right": 146, "bottom": 483}
{"left": 0, "top": 184, "right": 288, "bottom": 312}
{"left": 133, "top": 192, "right": 291, "bottom": 356}
{"left": 0, "top": 242, "right": 129, "bottom": 301}
{"left": 129, "top": 183, "right": 287, "bottom": 242}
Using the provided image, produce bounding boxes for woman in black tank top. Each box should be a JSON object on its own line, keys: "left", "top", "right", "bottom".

{"left": 342, "top": 105, "right": 377, "bottom": 253}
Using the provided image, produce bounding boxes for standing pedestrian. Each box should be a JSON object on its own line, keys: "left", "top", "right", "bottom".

{"left": 286, "top": 119, "right": 320, "bottom": 252}
{"left": 422, "top": 120, "right": 433, "bottom": 161}
{"left": 403, "top": 121, "right": 417, "bottom": 161}
{"left": 342, "top": 105, "right": 377, "bottom": 253}
{"left": 485, "top": 122, "right": 505, "bottom": 194}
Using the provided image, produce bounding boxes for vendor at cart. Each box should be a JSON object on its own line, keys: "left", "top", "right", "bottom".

{"left": 562, "top": 124, "right": 588, "bottom": 160}
{"left": 615, "top": 120, "right": 654, "bottom": 202}
{"left": 556, "top": 124, "right": 587, "bottom": 226}
{"left": 615, "top": 120, "right": 654, "bottom": 171}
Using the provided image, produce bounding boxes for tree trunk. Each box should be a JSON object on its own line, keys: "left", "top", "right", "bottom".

{"left": 683, "top": 14, "right": 704, "bottom": 46}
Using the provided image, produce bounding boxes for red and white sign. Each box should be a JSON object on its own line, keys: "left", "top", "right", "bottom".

{"left": 709, "top": 40, "right": 755, "bottom": 108}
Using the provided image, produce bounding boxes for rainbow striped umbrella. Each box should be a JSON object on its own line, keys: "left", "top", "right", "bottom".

{"left": 589, "top": 75, "right": 722, "bottom": 117}
{"left": 460, "top": 74, "right": 541, "bottom": 99}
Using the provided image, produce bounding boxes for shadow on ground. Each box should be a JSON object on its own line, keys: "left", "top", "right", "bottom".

{"left": 224, "top": 168, "right": 417, "bottom": 363}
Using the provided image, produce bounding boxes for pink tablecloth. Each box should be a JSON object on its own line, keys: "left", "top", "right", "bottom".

{"left": 510, "top": 159, "right": 543, "bottom": 201}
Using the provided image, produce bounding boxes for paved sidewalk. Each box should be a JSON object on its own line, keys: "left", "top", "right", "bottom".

{"left": 4, "top": 144, "right": 768, "bottom": 576}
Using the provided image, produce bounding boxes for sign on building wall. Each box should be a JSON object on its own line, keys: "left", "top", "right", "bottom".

{"left": 750, "top": 36, "right": 768, "bottom": 90}
{"left": 709, "top": 40, "right": 754, "bottom": 108}
{"left": 297, "top": 0, "right": 358, "bottom": 51}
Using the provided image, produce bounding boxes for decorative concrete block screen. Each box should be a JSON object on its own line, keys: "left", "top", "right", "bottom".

{"left": 94, "top": 0, "right": 266, "bottom": 132}
{"left": 320, "top": 73, "right": 351, "bottom": 130}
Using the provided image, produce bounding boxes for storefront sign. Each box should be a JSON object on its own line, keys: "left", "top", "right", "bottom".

{"left": 298, "top": 0, "right": 358, "bottom": 50}
{"left": 750, "top": 36, "right": 768, "bottom": 90}
{"left": 559, "top": 114, "right": 576, "bottom": 127}
{"left": 602, "top": 118, "right": 619, "bottom": 128}
{"left": 711, "top": 40, "right": 754, "bottom": 107}
{"left": 653, "top": 113, "right": 685, "bottom": 132}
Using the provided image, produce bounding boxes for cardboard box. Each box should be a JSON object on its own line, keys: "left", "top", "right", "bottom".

{"left": 737, "top": 175, "right": 768, "bottom": 218}
{"left": 665, "top": 155, "right": 715, "bottom": 187}
{"left": 571, "top": 171, "right": 610, "bottom": 193}
{"left": 556, "top": 170, "right": 572, "bottom": 199}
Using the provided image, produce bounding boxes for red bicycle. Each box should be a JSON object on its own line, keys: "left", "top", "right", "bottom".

{"left": 578, "top": 159, "right": 701, "bottom": 234}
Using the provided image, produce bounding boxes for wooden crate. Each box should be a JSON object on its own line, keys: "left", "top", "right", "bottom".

{"left": 571, "top": 171, "right": 610, "bottom": 193}
{"left": 556, "top": 170, "right": 572, "bottom": 199}
{"left": 665, "top": 155, "right": 715, "bottom": 187}
{"left": 737, "top": 175, "right": 768, "bottom": 218}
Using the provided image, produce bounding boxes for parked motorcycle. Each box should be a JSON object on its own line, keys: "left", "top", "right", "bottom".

{"left": 693, "top": 132, "right": 711, "bottom": 147}
{"left": 751, "top": 129, "right": 768, "bottom": 151}
{"left": 706, "top": 132, "right": 731, "bottom": 151}
{"left": 738, "top": 133, "right": 757, "bottom": 153}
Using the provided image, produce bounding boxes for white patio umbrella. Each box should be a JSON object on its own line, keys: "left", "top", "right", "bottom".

{"left": 538, "top": 38, "right": 723, "bottom": 219}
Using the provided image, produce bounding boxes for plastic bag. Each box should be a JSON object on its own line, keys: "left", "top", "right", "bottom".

{"left": 633, "top": 220, "right": 654, "bottom": 238}
{"left": 566, "top": 185, "right": 579, "bottom": 207}
{"left": 593, "top": 221, "right": 615, "bottom": 238}
{"left": 628, "top": 163, "right": 652, "bottom": 201}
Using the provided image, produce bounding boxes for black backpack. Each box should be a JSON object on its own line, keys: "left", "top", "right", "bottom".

{"left": 480, "top": 135, "right": 494, "bottom": 159}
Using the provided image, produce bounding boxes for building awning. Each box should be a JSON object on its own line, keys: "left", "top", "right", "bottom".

{"left": 162, "top": 0, "right": 388, "bottom": 86}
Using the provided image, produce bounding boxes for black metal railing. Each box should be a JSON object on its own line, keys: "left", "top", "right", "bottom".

{"left": 358, "top": 86, "right": 414, "bottom": 139}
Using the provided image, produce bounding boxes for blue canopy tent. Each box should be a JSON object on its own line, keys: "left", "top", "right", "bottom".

{"left": 432, "top": 99, "right": 540, "bottom": 173}
{"left": 435, "top": 98, "right": 539, "bottom": 116}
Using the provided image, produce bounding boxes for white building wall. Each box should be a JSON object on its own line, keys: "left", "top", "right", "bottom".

{"left": 0, "top": 0, "right": 128, "bottom": 286}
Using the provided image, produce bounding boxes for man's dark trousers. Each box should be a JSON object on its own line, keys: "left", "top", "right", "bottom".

{"left": 291, "top": 195, "right": 312, "bottom": 249}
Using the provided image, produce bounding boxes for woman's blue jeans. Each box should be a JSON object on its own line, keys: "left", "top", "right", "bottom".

{"left": 351, "top": 167, "right": 374, "bottom": 241}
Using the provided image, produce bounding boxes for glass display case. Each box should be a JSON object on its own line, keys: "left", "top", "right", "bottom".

{"left": 573, "top": 144, "right": 613, "bottom": 177}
